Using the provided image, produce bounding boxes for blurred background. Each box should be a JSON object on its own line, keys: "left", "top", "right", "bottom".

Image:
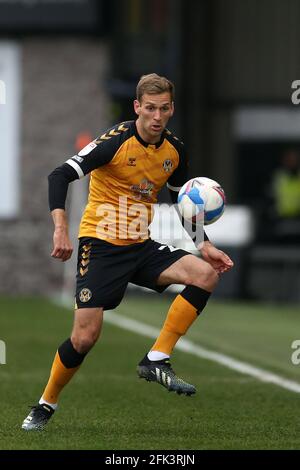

{"left": 1, "top": 0, "right": 300, "bottom": 304}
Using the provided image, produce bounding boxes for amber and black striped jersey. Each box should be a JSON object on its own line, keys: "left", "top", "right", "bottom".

{"left": 49, "top": 120, "right": 188, "bottom": 245}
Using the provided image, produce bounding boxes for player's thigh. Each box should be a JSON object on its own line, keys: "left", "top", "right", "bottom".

{"left": 75, "top": 237, "right": 134, "bottom": 311}
{"left": 157, "top": 254, "right": 216, "bottom": 287}
{"left": 130, "top": 240, "right": 190, "bottom": 292}
{"left": 72, "top": 307, "right": 104, "bottom": 336}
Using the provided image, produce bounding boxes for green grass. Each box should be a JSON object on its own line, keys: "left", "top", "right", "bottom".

{"left": 119, "top": 292, "right": 300, "bottom": 381}
{"left": 0, "top": 295, "right": 300, "bottom": 450}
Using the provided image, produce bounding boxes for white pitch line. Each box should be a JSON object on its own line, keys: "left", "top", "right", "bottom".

{"left": 105, "top": 311, "right": 300, "bottom": 394}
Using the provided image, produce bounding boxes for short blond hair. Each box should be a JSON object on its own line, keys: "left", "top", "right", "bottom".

{"left": 136, "top": 73, "right": 175, "bottom": 102}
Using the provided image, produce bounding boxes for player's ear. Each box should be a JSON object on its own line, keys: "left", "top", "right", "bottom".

{"left": 170, "top": 101, "right": 175, "bottom": 116}
{"left": 134, "top": 99, "right": 141, "bottom": 116}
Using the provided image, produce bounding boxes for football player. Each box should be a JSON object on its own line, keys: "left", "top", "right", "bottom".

{"left": 22, "top": 73, "right": 233, "bottom": 430}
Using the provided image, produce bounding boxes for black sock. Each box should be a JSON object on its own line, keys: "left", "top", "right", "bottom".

{"left": 180, "top": 286, "right": 211, "bottom": 315}
{"left": 58, "top": 338, "right": 87, "bottom": 369}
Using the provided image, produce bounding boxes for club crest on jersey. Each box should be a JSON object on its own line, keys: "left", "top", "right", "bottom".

{"left": 79, "top": 288, "right": 92, "bottom": 303}
{"left": 131, "top": 179, "right": 154, "bottom": 201}
{"left": 163, "top": 159, "right": 173, "bottom": 173}
{"left": 127, "top": 157, "right": 136, "bottom": 166}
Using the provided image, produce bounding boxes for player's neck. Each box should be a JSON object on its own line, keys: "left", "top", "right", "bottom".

{"left": 135, "top": 119, "right": 162, "bottom": 145}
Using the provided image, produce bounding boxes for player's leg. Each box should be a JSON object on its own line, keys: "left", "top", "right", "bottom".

{"left": 22, "top": 238, "right": 135, "bottom": 430}
{"left": 22, "top": 307, "right": 103, "bottom": 431}
{"left": 150, "top": 254, "right": 217, "bottom": 358}
{"left": 134, "top": 242, "right": 218, "bottom": 395}
{"left": 41, "top": 307, "right": 103, "bottom": 405}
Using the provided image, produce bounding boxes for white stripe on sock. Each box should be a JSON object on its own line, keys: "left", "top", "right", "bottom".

{"left": 39, "top": 398, "right": 57, "bottom": 410}
{"left": 148, "top": 351, "right": 170, "bottom": 361}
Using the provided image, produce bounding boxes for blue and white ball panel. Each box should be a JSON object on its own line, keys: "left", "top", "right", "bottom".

{"left": 178, "top": 194, "right": 201, "bottom": 219}
{"left": 204, "top": 189, "right": 225, "bottom": 224}
{"left": 178, "top": 176, "right": 225, "bottom": 225}
{"left": 205, "top": 203, "right": 225, "bottom": 224}
{"left": 186, "top": 187, "right": 204, "bottom": 206}
{"left": 178, "top": 187, "right": 204, "bottom": 220}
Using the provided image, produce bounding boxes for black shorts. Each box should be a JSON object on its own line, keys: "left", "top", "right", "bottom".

{"left": 75, "top": 237, "right": 190, "bottom": 310}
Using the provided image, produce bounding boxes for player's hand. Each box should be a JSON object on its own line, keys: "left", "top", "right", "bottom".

{"left": 51, "top": 227, "right": 73, "bottom": 262}
{"left": 199, "top": 241, "right": 234, "bottom": 274}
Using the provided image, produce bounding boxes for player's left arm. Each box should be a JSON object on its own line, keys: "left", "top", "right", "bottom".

{"left": 167, "top": 142, "right": 210, "bottom": 245}
{"left": 168, "top": 186, "right": 234, "bottom": 273}
{"left": 167, "top": 144, "right": 233, "bottom": 274}
{"left": 199, "top": 241, "right": 234, "bottom": 274}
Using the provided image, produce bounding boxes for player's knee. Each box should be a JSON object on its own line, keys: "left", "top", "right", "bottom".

{"left": 194, "top": 263, "right": 219, "bottom": 291}
{"left": 202, "top": 264, "right": 219, "bottom": 290}
{"left": 71, "top": 336, "right": 96, "bottom": 354}
{"left": 71, "top": 329, "right": 100, "bottom": 354}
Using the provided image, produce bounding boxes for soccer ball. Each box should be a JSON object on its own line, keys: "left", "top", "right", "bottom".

{"left": 178, "top": 177, "right": 226, "bottom": 225}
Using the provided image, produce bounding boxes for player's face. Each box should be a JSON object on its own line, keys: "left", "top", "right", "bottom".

{"left": 134, "top": 92, "right": 174, "bottom": 143}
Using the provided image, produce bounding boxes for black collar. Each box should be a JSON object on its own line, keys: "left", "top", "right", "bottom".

{"left": 133, "top": 121, "right": 165, "bottom": 149}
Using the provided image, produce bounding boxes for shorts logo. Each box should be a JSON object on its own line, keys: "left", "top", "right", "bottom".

{"left": 79, "top": 288, "right": 92, "bottom": 303}
{"left": 163, "top": 159, "right": 173, "bottom": 172}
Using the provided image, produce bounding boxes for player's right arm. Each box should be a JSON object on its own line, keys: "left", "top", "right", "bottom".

{"left": 50, "top": 208, "right": 73, "bottom": 262}
{"left": 48, "top": 128, "right": 123, "bottom": 261}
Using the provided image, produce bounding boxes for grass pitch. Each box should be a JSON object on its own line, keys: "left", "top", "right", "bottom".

{"left": 0, "top": 294, "right": 300, "bottom": 450}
